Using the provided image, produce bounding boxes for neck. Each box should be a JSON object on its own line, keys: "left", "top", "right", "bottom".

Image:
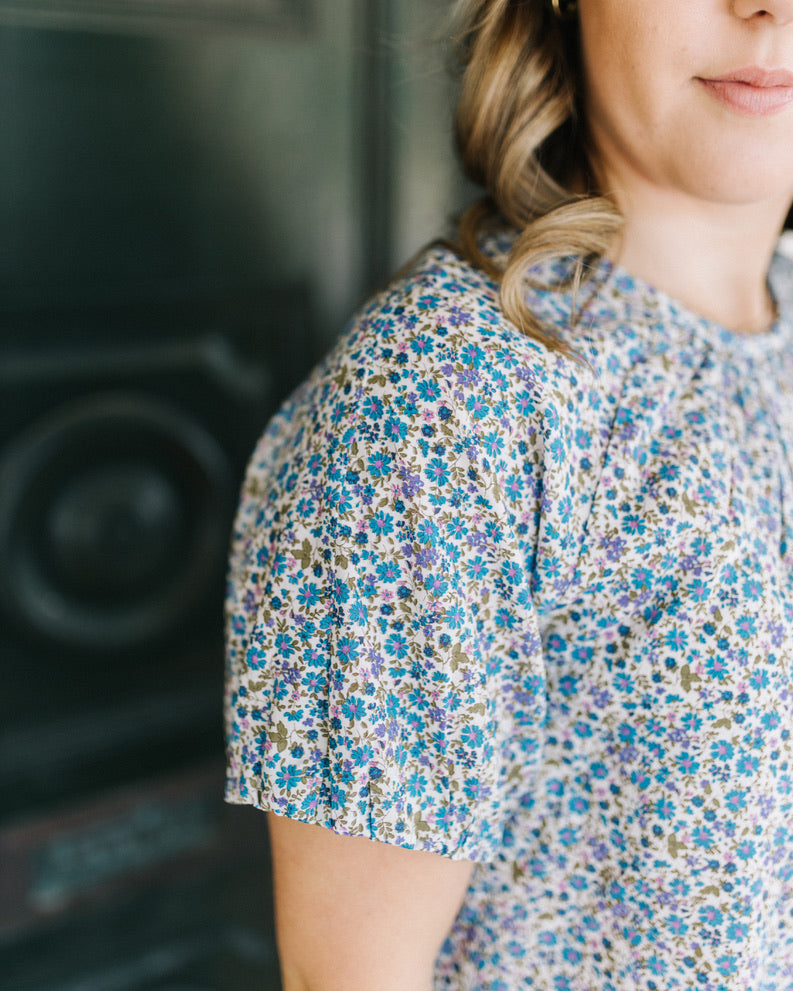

{"left": 605, "top": 183, "right": 790, "bottom": 335}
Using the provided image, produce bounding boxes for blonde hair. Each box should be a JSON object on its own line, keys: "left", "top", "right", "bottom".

{"left": 450, "top": 0, "right": 622, "bottom": 362}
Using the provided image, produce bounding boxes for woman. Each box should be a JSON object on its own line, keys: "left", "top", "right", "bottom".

{"left": 224, "top": 0, "right": 793, "bottom": 987}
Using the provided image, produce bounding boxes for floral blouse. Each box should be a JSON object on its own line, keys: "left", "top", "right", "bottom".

{"left": 224, "top": 231, "right": 793, "bottom": 990}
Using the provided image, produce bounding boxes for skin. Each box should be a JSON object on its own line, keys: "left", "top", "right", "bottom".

{"left": 268, "top": 4, "right": 793, "bottom": 990}
{"left": 267, "top": 813, "right": 473, "bottom": 991}
{"left": 578, "top": 0, "right": 793, "bottom": 333}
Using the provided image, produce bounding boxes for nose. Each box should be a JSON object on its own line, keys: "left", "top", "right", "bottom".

{"left": 732, "top": 0, "right": 793, "bottom": 23}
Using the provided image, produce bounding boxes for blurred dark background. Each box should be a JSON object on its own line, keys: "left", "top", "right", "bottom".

{"left": 0, "top": 2, "right": 467, "bottom": 988}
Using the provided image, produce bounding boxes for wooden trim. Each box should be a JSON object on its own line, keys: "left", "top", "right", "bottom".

{"left": 0, "top": 0, "right": 313, "bottom": 35}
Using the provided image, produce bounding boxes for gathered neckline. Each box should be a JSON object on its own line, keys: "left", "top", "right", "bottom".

{"left": 472, "top": 227, "right": 793, "bottom": 362}
{"left": 592, "top": 253, "right": 792, "bottom": 360}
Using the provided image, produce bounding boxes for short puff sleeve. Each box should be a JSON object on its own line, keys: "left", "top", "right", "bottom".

{"left": 223, "top": 270, "right": 580, "bottom": 862}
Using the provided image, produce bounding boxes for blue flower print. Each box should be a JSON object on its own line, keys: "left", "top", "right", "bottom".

{"left": 225, "top": 232, "right": 793, "bottom": 991}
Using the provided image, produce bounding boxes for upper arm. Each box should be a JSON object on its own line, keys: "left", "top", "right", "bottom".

{"left": 267, "top": 812, "right": 475, "bottom": 991}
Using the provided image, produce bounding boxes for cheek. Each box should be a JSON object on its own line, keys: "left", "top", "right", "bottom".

{"left": 579, "top": 17, "right": 667, "bottom": 149}
{"left": 578, "top": 0, "right": 685, "bottom": 135}
{"left": 582, "top": 58, "right": 668, "bottom": 177}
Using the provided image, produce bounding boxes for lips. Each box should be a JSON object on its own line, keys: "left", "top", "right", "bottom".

{"left": 698, "top": 66, "right": 793, "bottom": 117}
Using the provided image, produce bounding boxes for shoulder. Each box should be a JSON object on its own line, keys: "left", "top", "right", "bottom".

{"left": 337, "top": 240, "right": 525, "bottom": 374}
{"left": 239, "top": 242, "right": 612, "bottom": 537}
{"left": 315, "top": 241, "right": 599, "bottom": 435}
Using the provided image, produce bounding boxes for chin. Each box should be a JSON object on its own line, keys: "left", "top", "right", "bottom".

{"left": 677, "top": 162, "right": 793, "bottom": 211}
{"left": 682, "top": 140, "right": 793, "bottom": 208}
{"left": 698, "top": 182, "right": 793, "bottom": 210}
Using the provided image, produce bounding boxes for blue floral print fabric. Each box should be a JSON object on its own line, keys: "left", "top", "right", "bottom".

{"left": 224, "top": 230, "right": 793, "bottom": 990}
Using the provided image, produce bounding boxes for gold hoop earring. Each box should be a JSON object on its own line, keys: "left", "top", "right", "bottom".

{"left": 551, "top": 0, "right": 577, "bottom": 19}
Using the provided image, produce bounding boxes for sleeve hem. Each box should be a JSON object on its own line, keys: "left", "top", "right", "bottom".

{"left": 224, "top": 772, "right": 494, "bottom": 863}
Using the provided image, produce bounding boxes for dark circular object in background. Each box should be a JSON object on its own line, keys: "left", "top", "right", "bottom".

{"left": 0, "top": 391, "right": 232, "bottom": 652}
